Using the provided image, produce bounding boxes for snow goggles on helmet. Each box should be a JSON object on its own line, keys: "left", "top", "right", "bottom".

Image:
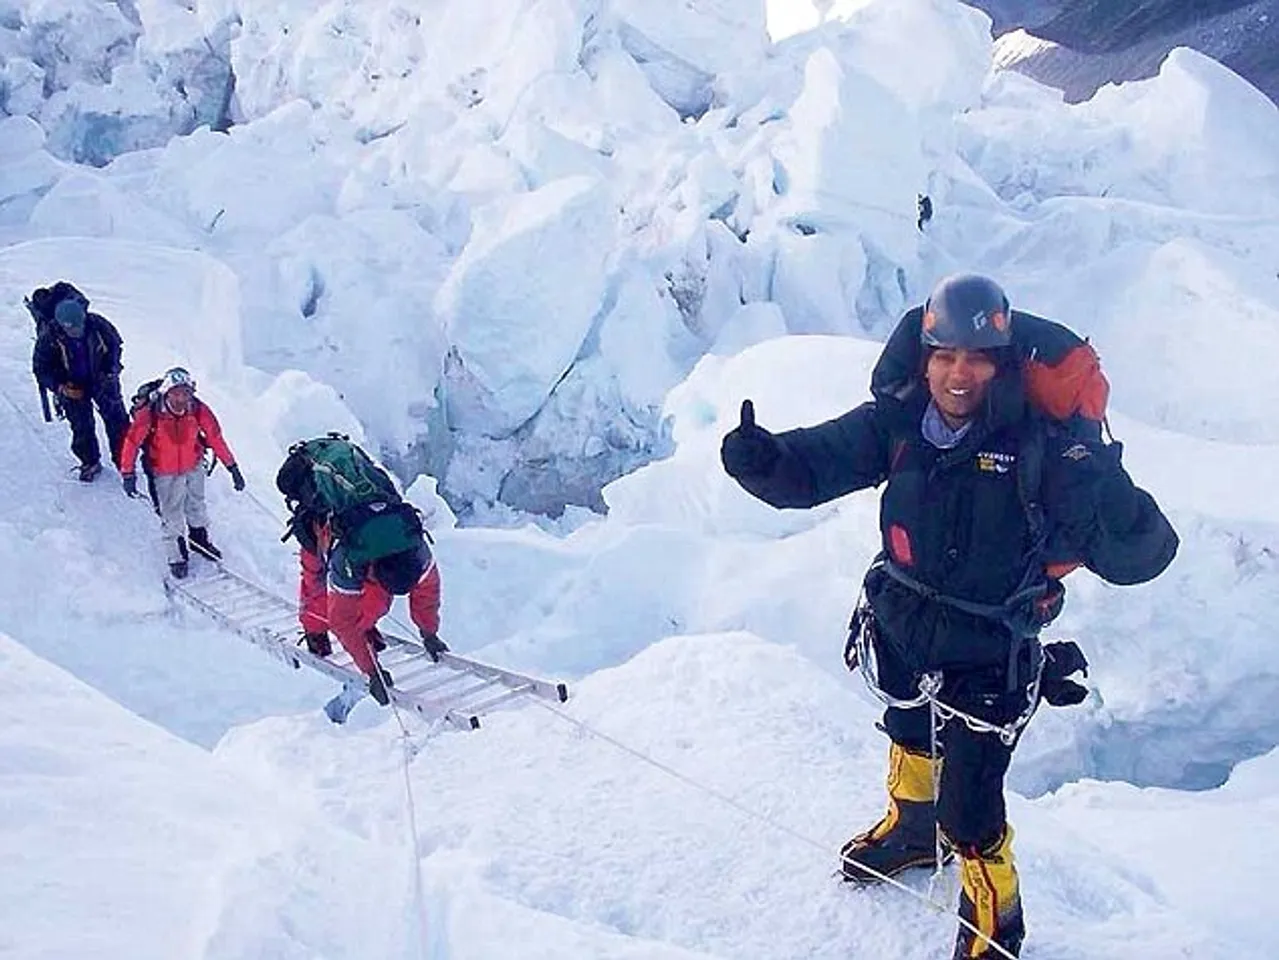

{"left": 159, "top": 366, "right": 196, "bottom": 395}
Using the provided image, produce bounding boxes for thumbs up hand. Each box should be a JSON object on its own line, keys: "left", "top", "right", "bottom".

{"left": 721, "top": 399, "right": 781, "bottom": 479}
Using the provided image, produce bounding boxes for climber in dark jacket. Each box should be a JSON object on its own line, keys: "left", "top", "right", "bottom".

{"left": 916, "top": 193, "right": 933, "bottom": 231}
{"left": 721, "top": 274, "right": 1177, "bottom": 960}
{"left": 31, "top": 288, "right": 129, "bottom": 482}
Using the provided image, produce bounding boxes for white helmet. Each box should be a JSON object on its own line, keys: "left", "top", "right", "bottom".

{"left": 158, "top": 366, "right": 196, "bottom": 395}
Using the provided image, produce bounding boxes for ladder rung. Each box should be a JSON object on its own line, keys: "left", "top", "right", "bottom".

{"left": 389, "top": 663, "right": 440, "bottom": 688}
{"left": 398, "top": 670, "right": 478, "bottom": 697}
{"left": 406, "top": 678, "right": 498, "bottom": 713}
{"left": 378, "top": 647, "right": 431, "bottom": 669}
{"left": 238, "top": 607, "right": 295, "bottom": 629}
{"left": 253, "top": 613, "right": 301, "bottom": 631}
{"left": 452, "top": 684, "right": 533, "bottom": 716}
{"left": 189, "top": 582, "right": 259, "bottom": 603}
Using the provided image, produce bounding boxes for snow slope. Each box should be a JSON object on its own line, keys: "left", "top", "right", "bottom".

{"left": 3, "top": 238, "right": 1278, "bottom": 956}
{"left": 0, "top": 635, "right": 421, "bottom": 960}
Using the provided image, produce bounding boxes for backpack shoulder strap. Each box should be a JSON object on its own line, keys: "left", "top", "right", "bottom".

{"left": 1016, "top": 421, "right": 1047, "bottom": 549}
{"left": 91, "top": 314, "right": 122, "bottom": 353}
{"left": 140, "top": 397, "right": 164, "bottom": 452}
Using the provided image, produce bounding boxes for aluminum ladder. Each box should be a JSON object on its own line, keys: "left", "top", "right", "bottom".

{"left": 167, "top": 561, "right": 568, "bottom": 729}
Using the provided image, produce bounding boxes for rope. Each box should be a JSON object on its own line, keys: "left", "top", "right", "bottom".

{"left": 850, "top": 593, "right": 1042, "bottom": 746}
{"left": 926, "top": 694, "right": 949, "bottom": 901}
{"left": 11, "top": 394, "right": 442, "bottom": 955}
{"left": 384, "top": 696, "right": 439, "bottom": 960}
{"left": 0, "top": 386, "right": 997, "bottom": 956}
{"left": 529, "top": 699, "right": 1018, "bottom": 960}
{"left": 244, "top": 485, "right": 289, "bottom": 525}
{"left": 237, "top": 458, "right": 436, "bottom": 952}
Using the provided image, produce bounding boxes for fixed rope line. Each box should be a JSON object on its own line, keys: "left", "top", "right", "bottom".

{"left": 0, "top": 384, "right": 84, "bottom": 479}
{"left": 242, "top": 483, "right": 436, "bottom": 952}
{"left": 386, "top": 700, "right": 439, "bottom": 960}
{"left": 245, "top": 486, "right": 289, "bottom": 525}
{"left": 5, "top": 384, "right": 1002, "bottom": 955}
{"left": 529, "top": 700, "right": 1018, "bottom": 960}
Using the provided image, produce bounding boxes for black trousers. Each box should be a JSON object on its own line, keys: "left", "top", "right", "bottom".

{"left": 61, "top": 378, "right": 128, "bottom": 469}
{"left": 875, "top": 629, "right": 1026, "bottom": 852}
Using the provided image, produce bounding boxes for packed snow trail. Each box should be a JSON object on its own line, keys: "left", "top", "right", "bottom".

{"left": 0, "top": 240, "right": 340, "bottom": 743}
{"left": 0, "top": 374, "right": 342, "bottom": 742}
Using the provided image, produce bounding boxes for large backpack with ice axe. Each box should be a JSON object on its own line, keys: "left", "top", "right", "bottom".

{"left": 25, "top": 282, "right": 91, "bottom": 422}
{"left": 276, "top": 434, "right": 423, "bottom": 566}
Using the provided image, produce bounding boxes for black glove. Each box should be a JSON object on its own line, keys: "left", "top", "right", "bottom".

{"left": 122, "top": 474, "right": 140, "bottom": 498}
{"left": 721, "top": 400, "right": 781, "bottom": 479}
{"left": 1092, "top": 441, "right": 1142, "bottom": 533}
{"left": 228, "top": 463, "right": 246, "bottom": 491}
{"left": 1040, "top": 640, "right": 1090, "bottom": 707}
{"left": 420, "top": 631, "right": 449, "bottom": 662}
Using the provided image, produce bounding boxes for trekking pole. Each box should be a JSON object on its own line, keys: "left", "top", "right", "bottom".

{"left": 37, "top": 384, "right": 53, "bottom": 423}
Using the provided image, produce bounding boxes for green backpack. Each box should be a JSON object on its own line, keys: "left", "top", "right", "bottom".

{"left": 276, "top": 434, "right": 423, "bottom": 566}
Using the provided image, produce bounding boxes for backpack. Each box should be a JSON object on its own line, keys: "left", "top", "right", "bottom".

{"left": 129, "top": 378, "right": 163, "bottom": 417}
{"left": 276, "top": 434, "right": 423, "bottom": 566}
{"left": 26, "top": 281, "right": 90, "bottom": 337}
{"left": 871, "top": 306, "right": 1112, "bottom": 578}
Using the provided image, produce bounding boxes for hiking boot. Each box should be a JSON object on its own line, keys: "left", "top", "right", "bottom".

{"left": 365, "top": 628, "right": 387, "bottom": 653}
{"left": 303, "top": 632, "right": 332, "bottom": 657}
{"left": 420, "top": 630, "right": 449, "bottom": 661}
{"left": 953, "top": 825, "right": 1024, "bottom": 959}
{"left": 169, "top": 560, "right": 189, "bottom": 579}
{"left": 78, "top": 461, "right": 102, "bottom": 483}
{"left": 368, "top": 664, "right": 394, "bottom": 706}
{"left": 840, "top": 743, "right": 951, "bottom": 884}
{"left": 187, "top": 526, "right": 222, "bottom": 561}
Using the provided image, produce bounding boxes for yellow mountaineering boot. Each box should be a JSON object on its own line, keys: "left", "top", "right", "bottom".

{"left": 952, "top": 824, "right": 1025, "bottom": 958}
{"left": 840, "top": 743, "right": 952, "bottom": 883}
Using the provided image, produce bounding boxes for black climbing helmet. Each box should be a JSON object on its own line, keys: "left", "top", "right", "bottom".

{"left": 920, "top": 274, "right": 1012, "bottom": 351}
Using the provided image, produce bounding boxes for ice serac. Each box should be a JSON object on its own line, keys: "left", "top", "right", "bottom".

{"left": 613, "top": 0, "right": 767, "bottom": 117}
{"left": 833, "top": 0, "right": 993, "bottom": 118}
{"left": 225, "top": 0, "right": 593, "bottom": 131}
{"left": 0, "top": 116, "right": 61, "bottom": 227}
{"left": 1102, "top": 238, "right": 1279, "bottom": 443}
{"left": 0, "top": 0, "right": 234, "bottom": 165}
{"left": 437, "top": 175, "right": 613, "bottom": 439}
{"left": 765, "top": 48, "right": 915, "bottom": 330}
{"left": 1085, "top": 48, "right": 1279, "bottom": 216}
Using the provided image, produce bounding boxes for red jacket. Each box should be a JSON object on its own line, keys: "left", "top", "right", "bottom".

{"left": 119, "top": 400, "right": 237, "bottom": 477}
{"left": 298, "top": 545, "right": 441, "bottom": 675}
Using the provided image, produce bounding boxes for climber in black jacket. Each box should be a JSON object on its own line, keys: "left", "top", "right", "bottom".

{"left": 721, "top": 274, "right": 1177, "bottom": 959}
{"left": 31, "top": 285, "right": 129, "bottom": 482}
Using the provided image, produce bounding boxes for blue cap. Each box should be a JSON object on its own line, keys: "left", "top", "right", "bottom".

{"left": 54, "top": 299, "right": 87, "bottom": 337}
